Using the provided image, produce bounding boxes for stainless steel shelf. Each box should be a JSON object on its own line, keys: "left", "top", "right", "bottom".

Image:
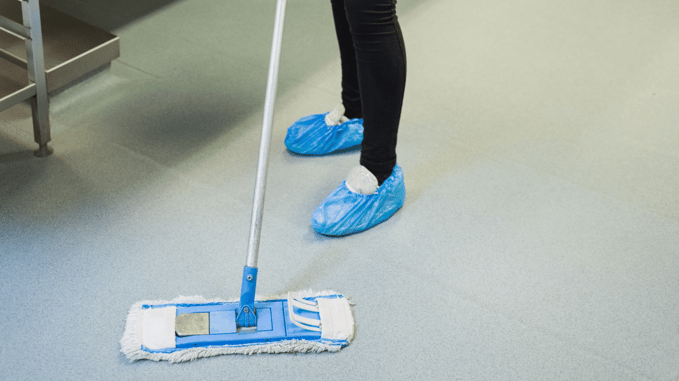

{"left": 0, "top": 1, "right": 119, "bottom": 99}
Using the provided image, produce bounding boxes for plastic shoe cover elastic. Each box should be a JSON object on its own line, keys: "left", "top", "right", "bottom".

{"left": 285, "top": 107, "right": 363, "bottom": 155}
{"left": 312, "top": 165, "right": 405, "bottom": 236}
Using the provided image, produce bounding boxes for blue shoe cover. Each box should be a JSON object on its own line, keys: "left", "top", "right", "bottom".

{"left": 312, "top": 165, "right": 405, "bottom": 236}
{"left": 284, "top": 112, "right": 364, "bottom": 155}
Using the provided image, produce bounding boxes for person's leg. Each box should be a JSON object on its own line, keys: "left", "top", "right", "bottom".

{"left": 310, "top": 0, "right": 407, "bottom": 236}
{"left": 283, "top": 0, "right": 365, "bottom": 156}
{"left": 343, "top": 0, "right": 406, "bottom": 185}
{"left": 330, "top": 0, "right": 363, "bottom": 119}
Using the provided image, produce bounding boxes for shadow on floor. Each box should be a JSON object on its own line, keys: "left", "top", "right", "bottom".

{"left": 38, "top": 0, "right": 183, "bottom": 31}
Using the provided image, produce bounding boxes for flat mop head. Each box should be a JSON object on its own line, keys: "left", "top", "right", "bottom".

{"left": 120, "top": 290, "right": 355, "bottom": 362}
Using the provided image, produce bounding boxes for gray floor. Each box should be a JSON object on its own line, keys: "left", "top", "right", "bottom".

{"left": 1, "top": 0, "right": 679, "bottom": 380}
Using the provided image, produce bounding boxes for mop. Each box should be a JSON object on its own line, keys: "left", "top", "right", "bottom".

{"left": 120, "top": 0, "right": 355, "bottom": 362}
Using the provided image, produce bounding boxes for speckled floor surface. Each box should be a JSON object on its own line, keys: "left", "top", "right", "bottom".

{"left": 1, "top": 1, "right": 678, "bottom": 380}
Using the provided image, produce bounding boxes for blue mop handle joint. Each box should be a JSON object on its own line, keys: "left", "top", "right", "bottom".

{"left": 236, "top": 266, "right": 258, "bottom": 329}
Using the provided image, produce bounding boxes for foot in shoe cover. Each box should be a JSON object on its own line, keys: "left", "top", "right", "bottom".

{"left": 285, "top": 104, "right": 363, "bottom": 155}
{"left": 311, "top": 165, "right": 405, "bottom": 236}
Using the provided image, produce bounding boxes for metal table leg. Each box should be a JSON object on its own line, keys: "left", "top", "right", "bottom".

{"left": 22, "top": 0, "right": 52, "bottom": 157}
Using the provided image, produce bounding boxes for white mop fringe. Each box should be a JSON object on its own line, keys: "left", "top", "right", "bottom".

{"left": 120, "top": 289, "right": 355, "bottom": 363}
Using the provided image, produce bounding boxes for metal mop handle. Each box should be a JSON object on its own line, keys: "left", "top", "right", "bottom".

{"left": 246, "top": 0, "right": 287, "bottom": 269}
{"left": 237, "top": 0, "right": 288, "bottom": 329}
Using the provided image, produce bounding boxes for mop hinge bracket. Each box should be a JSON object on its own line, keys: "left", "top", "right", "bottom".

{"left": 236, "top": 305, "right": 257, "bottom": 332}
{"left": 236, "top": 266, "right": 259, "bottom": 332}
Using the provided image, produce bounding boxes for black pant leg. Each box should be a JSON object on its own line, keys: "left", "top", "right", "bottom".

{"left": 330, "top": 0, "right": 363, "bottom": 119}
{"left": 342, "top": 0, "right": 407, "bottom": 184}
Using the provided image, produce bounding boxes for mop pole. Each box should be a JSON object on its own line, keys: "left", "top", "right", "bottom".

{"left": 236, "top": 0, "right": 288, "bottom": 330}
